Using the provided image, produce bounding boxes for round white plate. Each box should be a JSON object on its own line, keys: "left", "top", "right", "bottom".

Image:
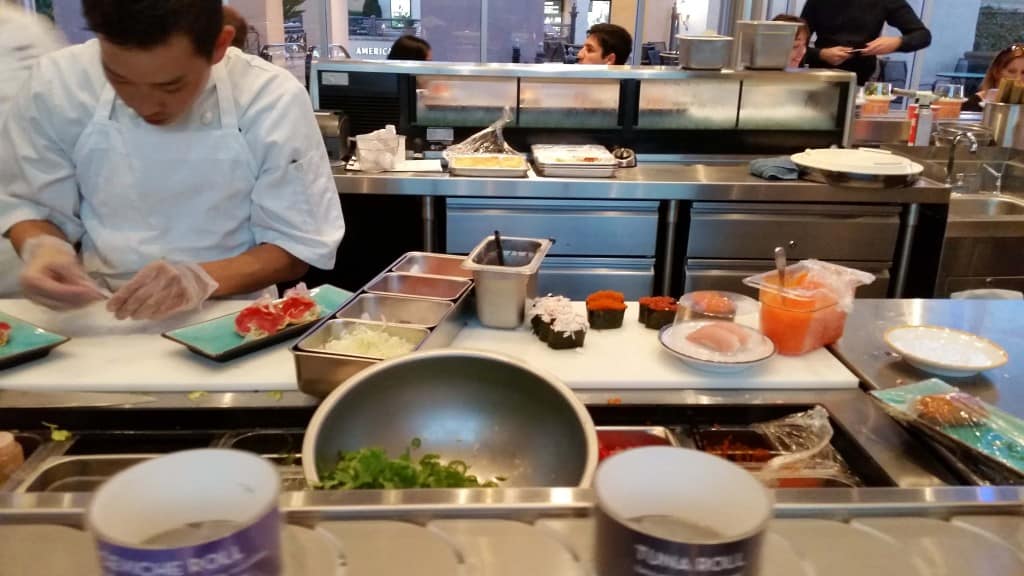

{"left": 791, "top": 148, "right": 924, "bottom": 177}
{"left": 884, "top": 325, "right": 1009, "bottom": 378}
{"left": 659, "top": 321, "right": 775, "bottom": 374}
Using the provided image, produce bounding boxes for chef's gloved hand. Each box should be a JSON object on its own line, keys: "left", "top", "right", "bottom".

{"left": 107, "top": 261, "right": 219, "bottom": 321}
{"left": 19, "top": 235, "right": 106, "bottom": 310}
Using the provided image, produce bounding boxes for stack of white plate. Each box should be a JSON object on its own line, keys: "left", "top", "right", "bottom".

{"left": 531, "top": 145, "right": 618, "bottom": 178}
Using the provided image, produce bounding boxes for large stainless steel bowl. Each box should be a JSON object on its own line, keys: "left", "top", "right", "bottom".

{"left": 302, "top": 349, "right": 598, "bottom": 487}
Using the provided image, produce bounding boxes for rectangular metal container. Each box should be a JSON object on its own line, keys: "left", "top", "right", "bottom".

{"left": 676, "top": 34, "right": 733, "bottom": 70}
{"left": 461, "top": 236, "right": 552, "bottom": 329}
{"left": 335, "top": 293, "right": 454, "bottom": 329}
{"left": 391, "top": 252, "right": 473, "bottom": 279}
{"left": 365, "top": 272, "right": 471, "bottom": 301}
{"left": 735, "top": 21, "right": 800, "bottom": 70}
{"left": 297, "top": 319, "right": 430, "bottom": 358}
{"left": 294, "top": 263, "right": 472, "bottom": 398}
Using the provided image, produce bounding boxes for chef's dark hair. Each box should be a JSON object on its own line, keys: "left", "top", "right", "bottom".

{"left": 586, "top": 23, "right": 632, "bottom": 65}
{"left": 83, "top": 0, "right": 224, "bottom": 60}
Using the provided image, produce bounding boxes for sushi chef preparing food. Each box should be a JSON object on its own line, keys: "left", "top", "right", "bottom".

{"left": 0, "top": 0, "right": 344, "bottom": 321}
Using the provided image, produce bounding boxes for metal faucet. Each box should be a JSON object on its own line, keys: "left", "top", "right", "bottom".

{"left": 946, "top": 131, "right": 979, "bottom": 185}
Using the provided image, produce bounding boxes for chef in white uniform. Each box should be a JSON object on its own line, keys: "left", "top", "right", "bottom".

{"left": 0, "top": 2, "right": 64, "bottom": 296}
{"left": 0, "top": 0, "right": 344, "bottom": 321}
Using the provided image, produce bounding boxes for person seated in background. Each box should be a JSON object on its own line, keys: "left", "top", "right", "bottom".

{"left": 772, "top": 14, "right": 810, "bottom": 69}
{"left": 801, "top": 0, "right": 931, "bottom": 85}
{"left": 388, "top": 35, "right": 431, "bottom": 61}
{"left": 965, "top": 44, "right": 1024, "bottom": 112}
{"left": 576, "top": 23, "right": 632, "bottom": 65}
{"left": 223, "top": 6, "right": 249, "bottom": 51}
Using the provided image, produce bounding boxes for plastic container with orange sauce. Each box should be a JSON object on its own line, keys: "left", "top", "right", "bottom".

{"left": 744, "top": 261, "right": 875, "bottom": 356}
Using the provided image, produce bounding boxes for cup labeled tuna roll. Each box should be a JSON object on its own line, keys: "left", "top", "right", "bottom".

{"left": 586, "top": 290, "right": 627, "bottom": 330}
{"left": 548, "top": 313, "right": 588, "bottom": 350}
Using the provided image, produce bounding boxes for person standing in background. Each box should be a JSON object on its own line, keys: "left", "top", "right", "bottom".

{"left": 771, "top": 14, "right": 810, "bottom": 69}
{"left": 0, "top": 1, "right": 64, "bottom": 296}
{"left": 801, "top": 0, "right": 931, "bottom": 85}
{"left": 223, "top": 6, "right": 249, "bottom": 52}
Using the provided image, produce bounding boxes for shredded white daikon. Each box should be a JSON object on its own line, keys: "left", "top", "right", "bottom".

{"left": 323, "top": 324, "right": 416, "bottom": 359}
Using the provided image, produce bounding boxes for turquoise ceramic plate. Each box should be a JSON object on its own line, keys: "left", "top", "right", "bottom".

{"left": 162, "top": 285, "right": 354, "bottom": 362}
{"left": 0, "top": 311, "right": 70, "bottom": 370}
{"left": 872, "top": 379, "right": 1024, "bottom": 483}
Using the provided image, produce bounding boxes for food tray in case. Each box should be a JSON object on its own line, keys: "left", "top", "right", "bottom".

{"left": 293, "top": 253, "right": 473, "bottom": 398}
{"left": 532, "top": 145, "right": 617, "bottom": 178}
{"left": 448, "top": 154, "right": 529, "bottom": 178}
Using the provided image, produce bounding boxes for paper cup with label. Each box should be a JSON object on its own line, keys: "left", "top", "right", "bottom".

{"left": 88, "top": 449, "right": 281, "bottom": 576}
{"left": 594, "top": 446, "right": 772, "bottom": 576}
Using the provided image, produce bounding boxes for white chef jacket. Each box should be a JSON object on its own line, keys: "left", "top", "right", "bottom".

{"left": 0, "top": 4, "right": 63, "bottom": 295}
{"left": 0, "top": 40, "right": 344, "bottom": 287}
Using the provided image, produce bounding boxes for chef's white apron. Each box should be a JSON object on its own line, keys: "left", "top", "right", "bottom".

{"left": 72, "top": 64, "right": 258, "bottom": 291}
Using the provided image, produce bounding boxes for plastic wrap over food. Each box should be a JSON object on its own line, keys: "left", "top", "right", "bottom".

{"left": 443, "top": 107, "right": 519, "bottom": 158}
{"left": 803, "top": 260, "right": 875, "bottom": 312}
{"left": 872, "top": 379, "right": 1024, "bottom": 483}
{"left": 753, "top": 407, "right": 845, "bottom": 479}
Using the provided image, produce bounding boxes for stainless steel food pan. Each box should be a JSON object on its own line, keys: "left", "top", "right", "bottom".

{"left": 335, "top": 293, "right": 454, "bottom": 329}
{"left": 365, "top": 273, "right": 471, "bottom": 301}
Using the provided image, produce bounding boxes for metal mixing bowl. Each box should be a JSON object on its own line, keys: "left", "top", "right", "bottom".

{"left": 302, "top": 349, "right": 598, "bottom": 487}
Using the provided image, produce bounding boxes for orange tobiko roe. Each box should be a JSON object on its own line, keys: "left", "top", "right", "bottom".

{"left": 586, "top": 290, "right": 627, "bottom": 311}
{"left": 758, "top": 274, "right": 847, "bottom": 356}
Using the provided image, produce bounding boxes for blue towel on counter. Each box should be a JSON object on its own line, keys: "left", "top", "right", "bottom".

{"left": 750, "top": 156, "right": 800, "bottom": 180}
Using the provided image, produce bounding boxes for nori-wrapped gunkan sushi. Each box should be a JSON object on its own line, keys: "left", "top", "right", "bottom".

{"left": 585, "top": 290, "right": 627, "bottom": 330}
{"left": 638, "top": 296, "right": 677, "bottom": 324}
{"left": 528, "top": 295, "right": 572, "bottom": 342}
{"left": 547, "top": 313, "right": 588, "bottom": 350}
{"left": 644, "top": 299, "right": 678, "bottom": 330}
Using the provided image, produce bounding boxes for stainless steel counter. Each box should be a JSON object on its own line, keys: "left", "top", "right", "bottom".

{"left": 831, "top": 299, "right": 1023, "bottom": 417}
{"left": 334, "top": 163, "right": 951, "bottom": 204}
{"left": 0, "top": 387, "right": 954, "bottom": 490}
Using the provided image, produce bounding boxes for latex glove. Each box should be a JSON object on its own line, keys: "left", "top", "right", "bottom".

{"left": 107, "top": 261, "right": 219, "bottom": 321}
{"left": 819, "top": 46, "right": 853, "bottom": 66}
{"left": 861, "top": 36, "right": 902, "bottom": 57}
{"left": 19, "top": 235, "right": 106, "bottom": 310}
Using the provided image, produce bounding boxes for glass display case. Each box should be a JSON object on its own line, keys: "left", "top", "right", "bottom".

{"left": 738, "top": 80, "right": 843, "bottom": 131}
{"left": 519, "top": 78, "right": 621, "bottom": 128}
{"left": 415, "top": 76, "right": 518, "bottom": 127}
{"left": 638, "top": 79, "right": 742, "bottom": 130}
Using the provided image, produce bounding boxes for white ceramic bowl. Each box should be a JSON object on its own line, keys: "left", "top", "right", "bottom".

{"left": 659, "top": 321, "right": 775, "bottom": 373}
{"left": 884, "top": 325, "right": 1009, "bottom": 378}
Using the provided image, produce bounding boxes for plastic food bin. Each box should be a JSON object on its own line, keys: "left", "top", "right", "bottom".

{"left": 743, "top": 260, "right": 874, "bottom": 356}
{"left": 461, "top": 235, "right": 552, "bottom": 329}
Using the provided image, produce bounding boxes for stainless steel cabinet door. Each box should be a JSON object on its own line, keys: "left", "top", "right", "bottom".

{"left": 687, "top": 203, "right": 901, "bottom": 262}
{"left": 537, "top": 257, "right": 655, "bottom": 300}
{"left": 447, "top": 198, "right": 659, "bottom": 256}
{"left": 684, "top": 259, "right": 892, "bottom": 298}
